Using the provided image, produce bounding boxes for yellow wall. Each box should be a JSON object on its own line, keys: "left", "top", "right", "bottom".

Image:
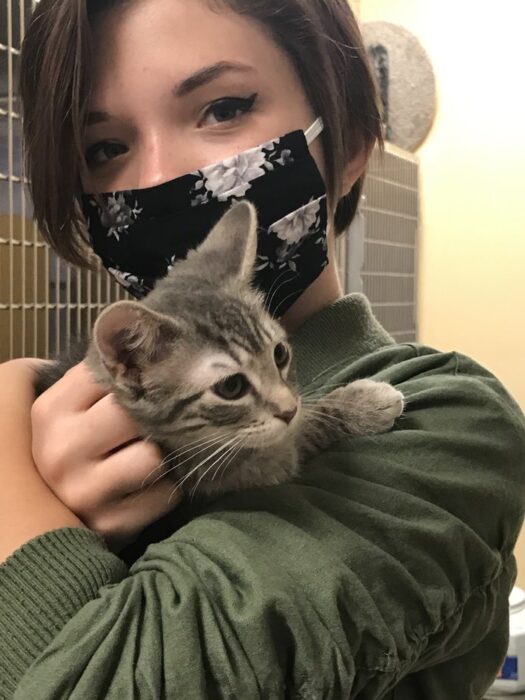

{"left": 359, "top": 0, "right": 525, "bottom": 583}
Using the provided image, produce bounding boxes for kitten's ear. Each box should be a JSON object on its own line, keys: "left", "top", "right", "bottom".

{"left": 194, "top": 200, "right": 258, "bottom": 283}
{"left": 93, "top": 301, "right": 180, "bottom": 389}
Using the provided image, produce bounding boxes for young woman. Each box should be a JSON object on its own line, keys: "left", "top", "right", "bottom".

{"left": 1, "top": 1, "right": 524, "bottom": 697}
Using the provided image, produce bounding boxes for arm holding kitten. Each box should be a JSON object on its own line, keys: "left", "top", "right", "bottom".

{"left": 0, "top": 358, "right": 85, "bottom": 563}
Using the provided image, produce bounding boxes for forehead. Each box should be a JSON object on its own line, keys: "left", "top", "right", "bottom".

{"left": 91, "top": 0, "right": 297, "bottom": 96}
{"left": 185, "top": 315, "right": 284, "bottom": 391}
{"left": 193, "top": 298, "right": 283, "bottom": 354}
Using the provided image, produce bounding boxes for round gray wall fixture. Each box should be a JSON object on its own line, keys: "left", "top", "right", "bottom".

{"left": 361, "top": 21, "right": 437, "bottom": 152}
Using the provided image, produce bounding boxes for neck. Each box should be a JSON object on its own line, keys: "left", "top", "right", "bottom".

{"left": 280, "top": 239, "right": 344, "bottom": 334}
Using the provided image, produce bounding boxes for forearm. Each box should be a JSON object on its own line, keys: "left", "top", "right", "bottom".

{"left": 0, "top": 359, "right": 86, "bottom": 564}
{"left": 0, "top": 467, "right": 85, "bottom": 564}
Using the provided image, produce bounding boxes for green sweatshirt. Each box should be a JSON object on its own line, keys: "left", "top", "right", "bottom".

{"left": 1, "top": 293, "right": 524, "bottom": 700}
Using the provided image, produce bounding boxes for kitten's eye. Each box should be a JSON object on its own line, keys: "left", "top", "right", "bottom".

{"left": 274, "top": 343, "right": 290, "bottom": 369}
{"left": 213, "top": 374, "right": 250, "bottom": 401}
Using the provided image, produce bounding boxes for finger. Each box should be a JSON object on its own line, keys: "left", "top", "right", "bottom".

{"left": 80, "top": 393, "right": 144, "bottom": 458}
{"left": 121, "top": 477, "right": 183, "bottom": 527}
{"left": 41, "top": 361, "right": 108, "bottom": 412}
{"left": 102, "top": 431, "right": 233, "bottom": 501}
{"left": 91, "top": 439, "right": 168, "bottom": 503}
{"left": 62, "top": 439, "right": 167, "bottom": 523}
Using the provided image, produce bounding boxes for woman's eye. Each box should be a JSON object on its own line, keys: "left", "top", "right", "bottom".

{"left": 199, "top": 93, "right": 258, "bottom": 128}
{"left": 85, "top": 142, "right": 128, "bottom": 168}
{"left": 274, "top": 343, "right": 290, "bottom": 369}
{"left": 213, "top": 374, "right": 250, "bottom": 401}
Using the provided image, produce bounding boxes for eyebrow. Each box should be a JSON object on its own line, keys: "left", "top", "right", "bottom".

{"left": 86, "top": 61, "right": 256, "bottom": 126}
{"left": 173, "top": 61, "right": 256, "bottom": 98}
{"left": 86, "top": 111, "right": 111, "bottom": 126}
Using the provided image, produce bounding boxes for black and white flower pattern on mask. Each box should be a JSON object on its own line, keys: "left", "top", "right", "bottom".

{"left": 270, "top": 196, "right": 323, "bottom": 246}
{"left": 91, "top": 193, "right": 143, "bottom": 242}
{"left": 255, "top": 196, "right": 327, "bottom": 275}
{"left": 190, "top": 138, "right": 294, "bottom": 207}
{"left": 82, "top": 122, "right": 329, "bottom": 317}
{"left": 107, "top": 267, "right": 152, "bottom": 298}
{"left": 166, "top": 254, "right": 179, "bottom": 273}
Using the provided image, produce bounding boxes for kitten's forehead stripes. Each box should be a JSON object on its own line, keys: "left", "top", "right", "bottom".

{"left": 194, "top": 321, "right": 234, "bottom": 355}
{"left": 194, "top": 321, "right": 247, "bottom": 366}
{"left": 212, "top": 362, "right": 235, "bottom": 371}
{"left": 199, "top": 300, "right": 270, "bottom": 356}
{"left": 259, "top": 323, "right": 275, "bottom": 344}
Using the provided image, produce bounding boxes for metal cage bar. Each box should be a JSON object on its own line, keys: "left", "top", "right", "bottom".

{"left": 342, "top": 142, "right": 419, "bottom": 343}
{"left": 0, "top": 0, "right": 131, "bottom": 362}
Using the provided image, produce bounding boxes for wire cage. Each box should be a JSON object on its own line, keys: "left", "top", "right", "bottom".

{"left": 336, "top": 142, "right": 419, "bottom": 344}
{"left": 0, "top": 0, "right": 130, "bottom": 362}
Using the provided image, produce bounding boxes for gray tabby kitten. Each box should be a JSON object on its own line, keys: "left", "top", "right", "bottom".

{"left": 35, "top": 201, "right": 404, "bottom": 500}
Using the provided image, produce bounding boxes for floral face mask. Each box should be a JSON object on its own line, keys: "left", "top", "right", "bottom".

{"left": 82, "top": 117, "right": 328, "bottom": 318}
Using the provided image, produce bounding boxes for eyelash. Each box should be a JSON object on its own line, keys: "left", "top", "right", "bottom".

{"left": 199, "top": 93, "right": 258, "bottom": 128}
{"left": 84, "top": 93, "right": 259, "bottom": 169}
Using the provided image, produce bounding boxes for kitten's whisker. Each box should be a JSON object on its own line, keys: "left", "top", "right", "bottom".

{"left": 170, "top": 459, "right": 214, "bottom": 505}
{"left": 302, "top": 406, "right": 381, "bottom": 439}
{"left": 131, "top": 431, "right": 236, "bottom": 503}
{"left": 158, "top": 429, "right": 235, "bottom": 468}
{"left": 301, "top": 406, "right": 356, "bottom": 432}
{"left": 267, "top": 272, "right": 296, "bottom": 316}
{"left": 265, "top": 269, "right": 287, "bottom": 303}
{"left": 302, "top": 396, "right": 354, "bottom": 405}
{"left": 189, "top": 461, "right": 219, "bottom": 503}
{"left": 160, "top": 432, "right": 237, "bottom": 481}
{"left": 303, "top": 394, "right": 399, "bottom": 407}
{"left": 301, "top": 379, "right": 351, "bottom": 394}
{"left": 172, "top": 438, "right": 239, "bottom": 504}
{"left": 212, "top": 436, "right": 247, "bottom": 483}
{"left": 144, "top": 431, "right": 237, "bottom": 490}
{"left": 266, "top": 269, "right": 294, "bottom": 310}
{"left": 216, "top": 441, "right": 246, "bottom": 484}
{"left": 163, "top": 430, "right": 237, "bottom": 466}
{"left": 141, "top": 430, "right": 234, "bottom": 490}
{"left": 300, "top": 381, "right": 348, "bottom": 400}
{"left": 157, "top": 428, "right": 231, "bottom": 469}
{"left": 190, "top": 437, "right": 244, "bottom": 500}
{"left": 210, "top": 441, "right": 241, "bottom": 483}
{"left": 271, "top": 284, "right": 306, "bottom": 320}
{"left": 170, "top": 435, "right": 240, "bottom": 503}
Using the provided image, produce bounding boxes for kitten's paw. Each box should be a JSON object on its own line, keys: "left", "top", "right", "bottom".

{"left": 340, "top": 379, "right": 405, "bottom": 434}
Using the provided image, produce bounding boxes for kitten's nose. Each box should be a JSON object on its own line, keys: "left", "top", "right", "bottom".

{"left": 274, "top": 406, "right": 298, "bottom": 425}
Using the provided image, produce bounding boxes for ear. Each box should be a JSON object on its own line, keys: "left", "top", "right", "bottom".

{"left": 192, "top": 200, "right": 259, "bottom": 284}
{"left": 93, "top": 301, "right": 180, "bottom": 389}
{"left": 341, "top": 144, "right": 374, "bottom": 198}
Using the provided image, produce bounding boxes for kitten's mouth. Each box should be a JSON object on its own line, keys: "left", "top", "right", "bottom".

{"left": 242, "top": 418, "right": 297, "bottom": 448}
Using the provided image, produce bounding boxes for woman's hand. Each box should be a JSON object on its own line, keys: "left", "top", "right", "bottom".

{"left": 0, "top": 358, "right": 85, "bottom": 563}
{"left": 31, "top": 361, "right": 182, "bottom": 553}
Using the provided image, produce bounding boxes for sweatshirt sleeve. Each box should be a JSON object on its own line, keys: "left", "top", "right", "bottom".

{"left": 0, "top": 347, "right": 524, "bottom": 700}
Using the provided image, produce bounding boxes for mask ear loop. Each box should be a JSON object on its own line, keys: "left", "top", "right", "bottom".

{"left": 304, "top": 117, "right": 324, "bottom": 145}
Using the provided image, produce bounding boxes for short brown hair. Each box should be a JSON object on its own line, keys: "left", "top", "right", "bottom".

{"left": 20, "top": 0, "right": 383, "bottom": 269}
